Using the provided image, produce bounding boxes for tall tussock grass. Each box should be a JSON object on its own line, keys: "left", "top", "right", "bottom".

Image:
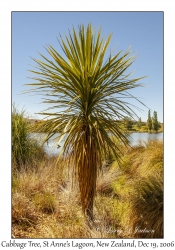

{"left": 130, "top": 174, "right": 163, "bottom": 238}
{"left": 12, "top": 104, "right": 46, "bottom": 169}
{"left": 111, "top": 139, "right": 163, "bottom": 238}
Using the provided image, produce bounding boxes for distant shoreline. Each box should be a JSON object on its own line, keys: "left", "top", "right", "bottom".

{"left": 26, "top": 118, "right": 163, "bottom": 134}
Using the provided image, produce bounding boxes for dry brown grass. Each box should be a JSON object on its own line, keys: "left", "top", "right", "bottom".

{"left": 96, "top": 166, "right": 122, "bottom": 196}
{"left": 12, "top": 139, "right": 163, "bottom": 239}
{"left": 12, "top": 157, "right": 108, "bottom": 238}
{"left": 12, "top": 157, "right": 122, "bottom": 238}
{"left": 12, "top": 193, "right": 41, "bottom": 226}
{"left": 129, "top": 175, "right": 163, "bottom": 238}
{"left": 111, "top": 140, "right": 163, "bottom": 238}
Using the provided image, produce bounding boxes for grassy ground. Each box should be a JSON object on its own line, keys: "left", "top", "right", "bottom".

{"left": 12, "top": 140, "right": 163, "bottom": 238}
{"left": 12, "top": 105, "right": 163, "bottom": 238}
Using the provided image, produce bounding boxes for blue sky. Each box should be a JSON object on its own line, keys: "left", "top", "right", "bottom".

{"left": 12, "top": 11, "right": 163, "bottom": 122}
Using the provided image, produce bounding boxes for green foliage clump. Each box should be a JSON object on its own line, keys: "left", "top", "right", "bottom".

{"left": 12, "top": 104, "right": 46, "bottom": 169}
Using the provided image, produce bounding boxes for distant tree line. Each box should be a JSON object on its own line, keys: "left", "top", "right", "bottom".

{"left": 147, "top": 110, "right": 160, "bottom": 132}
{"left": 121, "top": 110, "right": 161, "bottom": 132}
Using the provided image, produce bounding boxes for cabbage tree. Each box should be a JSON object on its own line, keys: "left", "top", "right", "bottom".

{"left": 26, "top": 24, "right": 145, "bottom": 222}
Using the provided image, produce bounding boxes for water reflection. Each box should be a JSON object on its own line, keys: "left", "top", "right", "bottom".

{"left": 30, "top": 132, "right": 163, "bottom": 156}
{"left": 128, "top": 132, "right": 163, "bottom": 146}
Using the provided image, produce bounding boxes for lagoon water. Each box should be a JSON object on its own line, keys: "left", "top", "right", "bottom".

{"left": 31, "top": 132, "right": 163, "bottom": 155}
{"left": 129, "top": 132, "right": 163, "bottom": 146}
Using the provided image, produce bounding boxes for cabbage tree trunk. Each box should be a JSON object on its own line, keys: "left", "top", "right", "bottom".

{"left": 77, "top": 127, "right": 98, "bottom": 223}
